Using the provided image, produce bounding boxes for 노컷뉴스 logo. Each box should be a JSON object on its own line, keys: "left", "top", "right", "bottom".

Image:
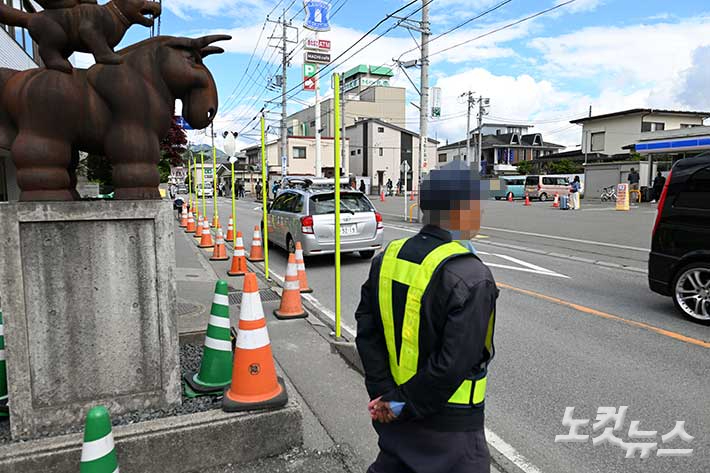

{"left": 303, "top": 0, "right": 331, "bottom": 32}
{"left": 555, "top": 407, "right": 694, "bottom": 459}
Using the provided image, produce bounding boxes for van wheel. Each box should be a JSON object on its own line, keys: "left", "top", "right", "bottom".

{"left": 495, "top": 197, "right": 501, "bottom": 200}
{"left": 539, "top": 193, "right": 548, "bottom": 202}
{"left": 673, "top": 263, "right": 710, "bottom": 324}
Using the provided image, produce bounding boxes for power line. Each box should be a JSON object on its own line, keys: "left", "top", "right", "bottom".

{"left": 430, "top": 0, "right": 577, "bottom": 58}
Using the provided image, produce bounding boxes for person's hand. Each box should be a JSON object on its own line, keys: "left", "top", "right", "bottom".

{"left": 368, "top": 396, "right": 396, "bottom": 423}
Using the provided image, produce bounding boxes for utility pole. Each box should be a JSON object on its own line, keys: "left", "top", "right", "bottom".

{"left": 461, "top": 91, "right": 475, "bottom": 162}
{"left": 268, "top": 12, "right": 297, "bottom": 179}
{"left": 417, "top": 0, "right": 430, "bottom": 196}
{"left": 314, "top": 36, "right": 322, "bottom": 177}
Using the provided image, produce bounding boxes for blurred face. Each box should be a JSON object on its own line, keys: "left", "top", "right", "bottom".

{"left": 424, "top": 199, "right": 481, "bottom": 240}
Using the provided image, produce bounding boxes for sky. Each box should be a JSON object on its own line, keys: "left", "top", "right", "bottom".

{"left": 102, "top": 0, "right": 710, "bottom": 151}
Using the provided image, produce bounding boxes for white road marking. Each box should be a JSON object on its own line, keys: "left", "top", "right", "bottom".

{"left": 480, "top": 226, "right": 649, "bottom": 252}
{"left": 486, "top": 428, "right": 545, "bottom": 473}
{"left": 492, "top": 253, "right": 569, "bottom": 278}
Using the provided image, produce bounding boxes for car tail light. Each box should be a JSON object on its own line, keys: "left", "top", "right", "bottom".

{"left": 375, "top": 212, "right": 384, "bottom": 230}
{"left": 537, "top": 184, "right": 542, "bottom": 191}
{"left": 301, "top": 215, "right": 314, "bottom": 234}
{"left": 653, "top": 170, "right": 672, "bottom": 237}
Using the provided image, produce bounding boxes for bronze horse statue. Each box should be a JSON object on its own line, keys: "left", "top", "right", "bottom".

{"left": 0, "top": 34, "right": 230, "bottom": 201}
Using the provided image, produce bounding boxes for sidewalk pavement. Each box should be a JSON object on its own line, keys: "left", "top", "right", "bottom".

{"left": 174, "top": 221, "right": 503, "bottom": 473}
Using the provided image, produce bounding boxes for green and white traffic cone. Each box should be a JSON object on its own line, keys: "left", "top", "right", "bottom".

{"left": 184, "top": 280, "right": 233, "bottom": 396}
{"left": 80, "top": 406, "right": 119, "bottom": 473}
{"left": 0, "top": 308, "right": 8, "bottom": 417}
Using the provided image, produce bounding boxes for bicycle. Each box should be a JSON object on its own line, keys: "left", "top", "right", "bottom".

{"left": 599, "top": 186, "right": 617, "bottom": 202}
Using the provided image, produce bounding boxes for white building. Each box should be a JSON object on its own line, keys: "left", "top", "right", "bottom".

{"left": 0, "top": 14, "right": 41, "bottom": 202}
{"left": 571, "top": 109, "right": 710, "bottom": 158}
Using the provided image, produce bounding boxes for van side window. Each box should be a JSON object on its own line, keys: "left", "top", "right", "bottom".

{"left": 542, "top": 177, "right": 556, "bottom": 186}
{"left": 525, "top": 176, "right": 537, "bottom": 186}
{"left": 674, "top": 167, "right": 710, "bottom": 210}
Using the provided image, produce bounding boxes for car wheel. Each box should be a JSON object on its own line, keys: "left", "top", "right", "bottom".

{"left": 539, "top": 193, "right": 548, "bottom": 202}
{"left": 286, "top": 235, "right": 296, "bottom": 254}
{"left": 495, "top": 197, "right": 501, "bottom": 201}
{"left": 506, "top": 192, "right": 514, "bottom": 201}
{"left": 673, "top": 262, "right": 710, "bottom": 324}
{"left": 360, "top": 250, "right": 375, "bottom": 259}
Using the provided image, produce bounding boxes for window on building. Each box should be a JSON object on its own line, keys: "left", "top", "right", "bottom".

{"left": 377, "top": 127, "right": 385, "bottom": 133}
{"left": 496, "top": 130, "right": 501, "bottom": 135}
{"left": 3, "top": 0, "right": 37, "bottom": 61}
{"left": 293, "top": 146, "right": 307, "bottom": 159}
{"left": 357, "top": 149, "right": 361, "bottom": 155}
{"left": 378, "top": 148, "right": 383, "bottom": 156}
{"left": 351, "top": 150, "right": 356, "bottom": 156}
{"left": 674, "top": 166, "right": 710, "bottom": 210}
{"left": 590, "top": 132, "right": 605, "bottom": 152}
{"left": 310, "top": 121, "right": 316, "bottom": 127}
{"left": 680, "top": 124, "right": 698, "bottom": 128}
{"left": 641, "top": 122, "right": 665, "bottom": 132}
{"left": 438, "top": 153, "right": 447, "bottom": 163}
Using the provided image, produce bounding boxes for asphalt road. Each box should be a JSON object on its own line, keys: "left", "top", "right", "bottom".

{"left": 199, "top": 195, "right": 708, "bottom": 473}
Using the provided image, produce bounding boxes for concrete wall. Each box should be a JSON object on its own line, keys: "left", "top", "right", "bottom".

{"left": 581, "top": 113, "right": 706, "bottom": 156}
{"left": 584, "top": 161, "right": 656, "bottom": 198}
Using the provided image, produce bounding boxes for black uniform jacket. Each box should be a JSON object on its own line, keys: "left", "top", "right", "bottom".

{"left": 355, "top": 225, "right": 498, "bottom": 432}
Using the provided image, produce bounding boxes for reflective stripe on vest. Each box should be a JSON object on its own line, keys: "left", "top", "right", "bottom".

{"left": 379, "top": 238, "right": 494, "bottom": 407}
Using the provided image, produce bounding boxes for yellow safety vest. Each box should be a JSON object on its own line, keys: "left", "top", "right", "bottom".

{"left": 378, "top": 238, "right": 494, "bottom": 407}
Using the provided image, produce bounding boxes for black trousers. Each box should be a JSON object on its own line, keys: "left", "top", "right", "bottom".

{"left": 368, "top": 422, "right": 490, "bottom": 473}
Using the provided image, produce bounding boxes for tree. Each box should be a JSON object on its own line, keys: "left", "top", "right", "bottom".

{"left": 516, "top": 161, "right": 534, "bottom": 175}
{"left": 85, "top": 153, "right": 113, "bottom": 192}
{"left": 548, "top": 159, "right": 581, "bottom": 174}
{"left": 158, "top": 116, "right": 188, "bottom": 183}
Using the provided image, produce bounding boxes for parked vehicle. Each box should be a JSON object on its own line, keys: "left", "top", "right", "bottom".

{"left": 196, "top": 185, "right": 213, "bottom": 198}
{"left": 177, "top": 184, "right": 188, "bottom": 194}
{"left": 491, "top": 176, "right": 526, "bottom": 200}
{"left": 649, "top": 153, "right": 710, "bottom": 324}
{"left": 263, "top": 181, "right": 384, "bottom": 258}
{"left": 525, "top": 175, "right": 571, "bottom": 202}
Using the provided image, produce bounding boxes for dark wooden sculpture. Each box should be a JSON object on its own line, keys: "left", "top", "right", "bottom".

{"left": 0, "top": 34, "right": 229, "bottom": 200}
{"left": 0, "top": 0, "right": 229, "bottom": 201}
{"left": 0, "top": 0, "right": 162, "bottom": 72}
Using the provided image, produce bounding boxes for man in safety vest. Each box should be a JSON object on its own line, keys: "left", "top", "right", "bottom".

{"left": 356, "top": 160, "right": 498, "bottom": 473}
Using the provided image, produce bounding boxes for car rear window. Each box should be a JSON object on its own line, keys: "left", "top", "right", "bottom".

{"left": 310, "top": 193, "right": 374, "bottom": 215}
{"left": 674, "top": 166, "right": 710, "bottom": 210}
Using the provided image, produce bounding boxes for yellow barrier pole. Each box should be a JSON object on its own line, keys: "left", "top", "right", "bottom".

{"left": 333, "top": 73, "right": 342, "bottom": 340}
{"left": 231, "top": 160, "right": 236, "bottom": 245}
{"left": 212, "top": 124, "right": 218, "bottom": 224}
{"left": 261, "top": 113, "right": 270, "bottom": 280}
{"left": 187, "top": 153, "right": 192, "bottom": 212}
{"left": 200, "top": 151, "right": 206, "bottom": 220}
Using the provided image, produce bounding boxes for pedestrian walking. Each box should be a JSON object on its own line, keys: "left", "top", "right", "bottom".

{"left": 651, "top": 171, "right": 666, "bottom": 203}
{"left": 239, "top": 180, "right": 245, "bottom": 198}
{"left": 396, "top": 179, "right": 402, "bottom": 196}
{"left": 628, "top": 167, "right": 640, "bottom": 203}
{"left": 255, "top": 182, "right": 262, "bottom": 201}
{"left": 359, "top": 179, "right": 366, "bottom": 194}
{"left": 569, "top": 176, "right": 581, "bottom": 210}
{"left": 356, "top": 160, "right": 498, "bottom": 473}
{"left": 272, "top": 180, "right": 280, "bottom": 199}
{"left": 386, "top": 178, "right": 393, "bottom": 196}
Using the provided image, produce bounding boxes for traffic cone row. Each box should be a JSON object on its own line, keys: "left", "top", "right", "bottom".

{"left": 179, "top": 204, "right": 188, "bottom": 227}
{"left": 198, "top": 219, "right": 214, "bottom": 249}
{"left": 195, "top": 215, "right": 204, "bottom": 238}
{"left": 552, "top": 193, "right": 560, "bottom": 208}
{"left": 228, "top": 232, "right": 247, "bottom": 277}
{"left": 274, "top": 254, "right": 307, "bottom": 320}
{"left": 0, "top": 307, "right": 8, "bottom": 417}
{"left": 223, "top": 273, "right": 288, "bottom": 412}
{"left": 80, "top": 406, "right": 119, "bottom": 473}
{"left": 247, "top": 226, "right": 264, "bottom": 262}
{"left": 210, "top": 227, "right": 229, "bottom": 261}
{"left": 185, "top": 280, "right": 233, "bottom": 395}
{"left": 226, "top": 217, "right": 234, "bottom": 242}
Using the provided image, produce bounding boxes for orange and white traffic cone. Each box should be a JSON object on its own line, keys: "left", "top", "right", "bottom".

{"left": 210, "top": 227, "right": 229, "bottom": 261}
{"left": 185, "top": 211, "right": 197, "bottom": 233}
{"left": 524, "top": 193, "right": 532, "bottom": 206}
{"left": 294, "top": 242, "right": 312, "bottom": 293}
{"left": 247, "top": 225, "right": 265, "bottom": 262}
{"left": 227, "top": 231, "right": 248, "bottom": 277}
{"left": 552, "top": 193, "right": 560, "bottom": 208}
{"left": 222, "top": 273, "right": 288, "bottom": 412}
{"left": 409, "top": 191, "right": 415, "bottom": 202}
{"left": 380, "top": 189, "right": 385, "bottom": 202}
{"left": 179, "top": 204, "right": 188, "bottom": 227}
{"left": 274, "top": 253, "right": 307, "bottom": 320}
{"left": 198, "top": 219, "right": 214, "bottom": 248}
{"left": 507, "top": 192, "right": 513, "bottom": 203}
{"left": 194, "top": 215, "right": 204, "bottom": 238}
{"left": 225, "top": 217, "right": 234, "bottom": 242}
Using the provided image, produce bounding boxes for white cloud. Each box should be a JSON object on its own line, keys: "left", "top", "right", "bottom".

{"left": 677, "top": 46, "right": 710, "bottom": 110}
{"left": 555, "top": 0, "right": 603, "bottom": 13}
{"left": 165, "top": 0, "right": 270, "bottom": 20}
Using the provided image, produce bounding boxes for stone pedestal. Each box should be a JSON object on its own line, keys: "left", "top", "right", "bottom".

{"left": 0, "top": 201, "right": 181, "bottom": 440}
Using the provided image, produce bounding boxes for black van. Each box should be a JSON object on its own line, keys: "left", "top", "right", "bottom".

{"left": 649, "top": 153, "right": 710, "bottom": 324}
